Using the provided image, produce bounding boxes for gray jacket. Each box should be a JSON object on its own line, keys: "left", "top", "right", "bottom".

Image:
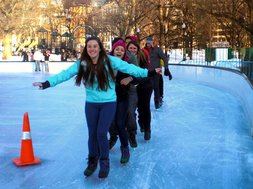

{"left": 145, "top": 47, "right": 168, "bottom": 70}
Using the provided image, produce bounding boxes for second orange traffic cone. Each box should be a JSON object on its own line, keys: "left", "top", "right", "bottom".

{"left": 13, "top": 112, "right": 41, "bottom": 166}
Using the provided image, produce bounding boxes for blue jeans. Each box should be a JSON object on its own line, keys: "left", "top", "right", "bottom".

{"left": 85, "top": 102, "right": 116, "bottom": 159}
{"left": 35, "top": 60, "right": 41, "bottom": 71}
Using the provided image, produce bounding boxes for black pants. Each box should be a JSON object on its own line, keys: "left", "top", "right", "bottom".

{"left": 109, "top": 99, "right": 129, "bottom": 147}
{"left": 152, "top": 74, "right": 160, "bottom": 105}
{"left": 137, "top": 80, "right": 153, "bottom": 132}
{"left": 127, "top": 85, "right": 138, "bottom": 134}
{"left": 159, "top": 74, "right": 164, "bottom": 98}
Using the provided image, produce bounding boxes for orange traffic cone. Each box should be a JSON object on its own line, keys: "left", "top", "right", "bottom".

{"left": 13, "top": 112, "right": 41, "bottom": 166}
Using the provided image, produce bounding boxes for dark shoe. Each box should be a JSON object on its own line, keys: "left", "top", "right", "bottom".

{"left": 160, "top": 96, "right": 163, "bottom": 101}
{"left": 98, "top": 159, "right": 110, "bottom": 178}
{"left": 120, "top": 146, "right": 130, "bottom": 164}
{"left": 109, "top": 135, "right": 118, "bottom": 150}
{"left": 160, "top": 97, "right": 163, "bottom": 106}
{"left": 155, "top": 99, "right": 161, "bottom": 109}
{"left": 155, "top": 102, "right": 161, "bottom": 109}
{"left": 138, "top": 121, "right": 144, "bottom": 133}
{"left": 129, "top": 133, "right": 137, "bottom": 148}
{"left": 84, "top": 156, "right": 98, "bottom": 177}
{"left": 144, "top": 131, "right": 151, "bottom": 141}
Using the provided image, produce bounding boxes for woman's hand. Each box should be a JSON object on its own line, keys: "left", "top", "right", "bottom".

{"left": 33, "top": 82, "right": 43, "bottom": 89}
{"left": 33, "top": 81, "right": 50, "bottom": 90}
{"left": 155, "top": 68, "right": 161, "bottom": 73}
{"left": 120, "top": 77, "right": 133, "bottom": 85}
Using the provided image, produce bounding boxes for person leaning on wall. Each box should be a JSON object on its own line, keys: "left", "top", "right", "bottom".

{"left": 43, "top": 49, "right": 50, "bottom": 72}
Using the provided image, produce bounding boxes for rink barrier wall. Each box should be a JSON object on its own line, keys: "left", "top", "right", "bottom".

{"left": 0, "top": 62, "right": 252, "bottom": 136}
{"left": 170, "top": 64, "right": 253, "bottom": 136}
{"left": 0, "top": 61, "right": 75, "bottom": 74}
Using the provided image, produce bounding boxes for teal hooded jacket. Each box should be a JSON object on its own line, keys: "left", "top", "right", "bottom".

{"left": 47, "top": 55, "right": 148, "bottom": 103}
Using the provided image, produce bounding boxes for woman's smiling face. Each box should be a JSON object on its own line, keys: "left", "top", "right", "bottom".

{"left": 127, "top": 43, "right": 138, "bottom": 55}
{"left": 86, "top": 39, "right": 100, "bottom": 60}
{"left": 113, "top": 46, "right": 125, "bottom": 59}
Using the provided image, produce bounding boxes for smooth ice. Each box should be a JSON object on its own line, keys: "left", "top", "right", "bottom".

{"left": 0, "top": 72, "right": 253, "bottom": 189}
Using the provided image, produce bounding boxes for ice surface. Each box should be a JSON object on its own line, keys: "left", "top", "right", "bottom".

{"left": 0, "top": 72, "right": 253, "bottom": 189}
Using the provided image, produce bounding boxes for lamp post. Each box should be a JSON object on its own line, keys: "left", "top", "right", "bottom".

{"left": 54, "top": 9, "right": 71, "bottom": 52}
{"left": 136, "top": 28, "right": 140, "bottom": 43}
{"left": 65, "top": 14, "right": 72, "bottom": 51}
{"left": 37, "top": 27, "right": 48, "bottom": 50}
{"left": 61, "top": 32, "right": 70, "bottom": 49}
{"left": 182, "top": 23, "right": 187, "bottom": 61}
{"left": 51, "top": 31, "right": 60, "bottom": 54}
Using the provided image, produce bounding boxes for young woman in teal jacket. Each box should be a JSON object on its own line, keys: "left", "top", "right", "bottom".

{"left": 33, "top": 36, "right": 160, "bottom": 179}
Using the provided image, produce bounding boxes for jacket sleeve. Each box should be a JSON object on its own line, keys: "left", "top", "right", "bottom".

{"left": 130, "top": 77, "right": 150, "bottom": 85}
{"left": 158, "top": 47, "right": 169, "bottom": 69}
{"left": 48, "top": 60, "right": 80, "bottom": 87}
{"left": 109, "top": 55, "right": 148, "bottom": 78}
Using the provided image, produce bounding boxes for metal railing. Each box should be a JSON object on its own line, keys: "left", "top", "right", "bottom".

{"left": 169, "top": 48, "right": 253, "bottom": 85}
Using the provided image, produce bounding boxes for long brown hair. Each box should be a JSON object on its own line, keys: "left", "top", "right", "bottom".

{"left": 127, "top": 40, "right": 148, "bottom": 68}
{"left": 75, "top": 36, "right": 115, "bottom": 91}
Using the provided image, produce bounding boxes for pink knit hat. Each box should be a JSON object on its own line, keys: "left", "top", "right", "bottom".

{"left": 125, "top": 35, "right": 138, "bottom": 42}
{"left": 111, "top": 39, "right": 129, "bottom": 61}
{"left": 112, "top": 40, "right": 126, "bottom": 51}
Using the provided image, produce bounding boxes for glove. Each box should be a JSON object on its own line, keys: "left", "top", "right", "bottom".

{"left": 164, "top": 68, "right": 172, "bottom": 80}
{"left": 164, "top": 68, "right": 169, "bottom": 76}
{"left": 168, "top": 71, "right": 173, "bottom": 80}
{"left": 148, "top": 70, "right": 158, "bottom": 77}
{"left": 41, "top": 81, "right": 51, "bottom": 89}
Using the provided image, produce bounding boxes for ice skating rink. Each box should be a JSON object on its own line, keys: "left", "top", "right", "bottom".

{"left": 0, "top": 65, "right": 253, "bottom": 189}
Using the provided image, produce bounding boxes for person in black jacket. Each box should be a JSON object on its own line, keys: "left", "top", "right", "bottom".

{"left": 127, "top": 40, "right": 154, "bottom": 141}
{"left": 108, "top": 37, "right": 138, "bottom": 150}
{"left": 109, "top": 39, "right": 132, "bottom": 164}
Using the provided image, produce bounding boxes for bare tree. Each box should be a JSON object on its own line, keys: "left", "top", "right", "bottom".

{"left": 195, "top": 0, "right": 253, "bottom": 47}
{"left": 90, "top": 0, "right": 156, "bottom": 40}
{"left": 0, "top": 0, "right": 43, "bottom": 59}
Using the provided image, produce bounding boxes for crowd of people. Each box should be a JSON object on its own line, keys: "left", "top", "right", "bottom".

{"left": 20, "top": 48, "right": 81, "bottom": 72}
{"left": 21, "top": 49, "right": 51, "bottom": 72}
{"left": 32, "top": 35, "right": 172, "bottom": 179}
